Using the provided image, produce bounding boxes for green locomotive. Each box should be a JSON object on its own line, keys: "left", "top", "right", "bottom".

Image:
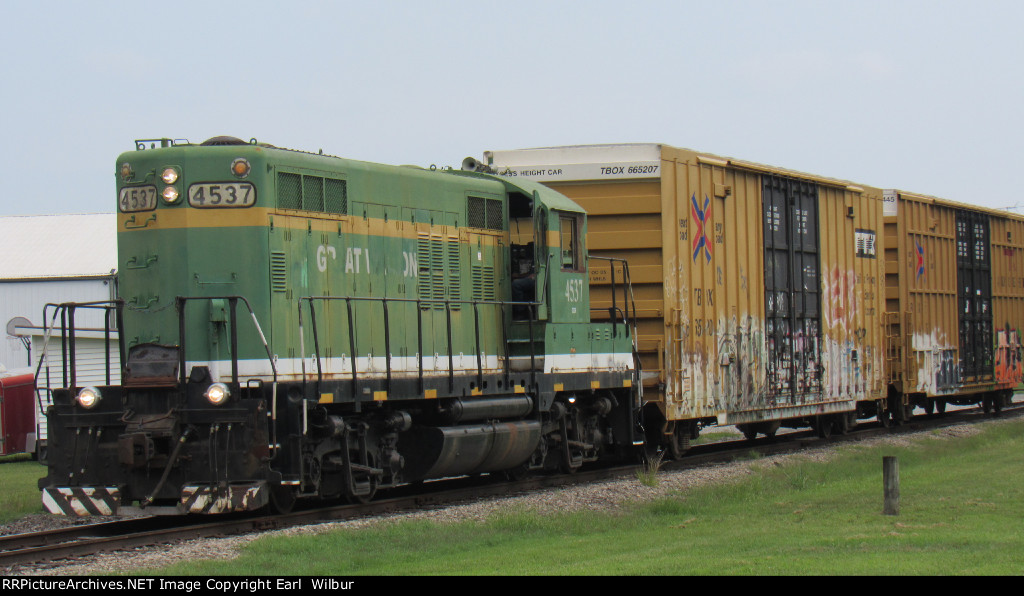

{"left": 39, "top": 137, "right": 641, "bottom": 515}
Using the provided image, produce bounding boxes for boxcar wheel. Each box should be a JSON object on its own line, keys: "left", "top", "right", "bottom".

{"left": 815, "top": 416, "right": 833, "bottom": 439}
{"left": 894, "top": 403, "right": 913, "bottom": 425}
{"left": 835, "top": 413, "right": 853, "bottom": 435}
{"left": 668, "top": 425, "right": 691, "bottom": 459}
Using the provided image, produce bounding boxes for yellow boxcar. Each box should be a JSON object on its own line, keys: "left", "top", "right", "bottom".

{"left": 883, "top": 190, "right": 1024, "bottom": 417}
{"left": 481, "top": 145, "right": 886, "bottom": 452}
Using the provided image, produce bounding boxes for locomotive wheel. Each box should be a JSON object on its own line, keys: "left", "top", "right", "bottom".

{"left": 348, "top": 480, "right": 377, "bottom": 504}
{"left": 739, "top": 424, "right": 758, "bottom": 441}
{"left": 924, "top": 400, "right": 935, "bottom": 416}
{"left": 347, "top": 455, "right": 379, "bottom": 504}
{"left": 877, "top": 408, "right": 892, "bottom": 428}
{"left": 558, "top": 454, "right": 580, "bottom": 475}
{"left": 503, "top": 463, "right": 530, "bottom": 481}
{"left": 269, "top": 483, "right": 298, "bottom": 514}
{"left": 936, "top": 400, "right": 947, "bottom": 414}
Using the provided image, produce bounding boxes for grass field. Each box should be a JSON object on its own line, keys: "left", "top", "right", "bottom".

{"left": 0, "top": 454, "right": 44, "bottom": 524}
{"left": 127, "top": 417, "right": 1024, "bottom": 576}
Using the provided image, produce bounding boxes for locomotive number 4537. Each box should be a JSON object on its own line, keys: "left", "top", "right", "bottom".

{"left": 188, "top": 183, "right": 256, "bottom": 208}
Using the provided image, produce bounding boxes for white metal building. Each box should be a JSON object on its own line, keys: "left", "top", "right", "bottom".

{"left": 1, "top": 214, "right": 119, "bottom": 455}
{"left": 2, "top": 214, "right": 120, "bottom": 372}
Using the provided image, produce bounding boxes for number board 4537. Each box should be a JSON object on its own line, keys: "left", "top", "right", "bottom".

{"left": 188, "top": 183, "right": 256, "bottom": 208}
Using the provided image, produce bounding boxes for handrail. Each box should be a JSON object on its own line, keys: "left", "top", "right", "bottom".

{"left": 298, "top": 295, "right": 542, "bottom": 399}
{"left": 175, "top": 296, "right": 277, "bottom": 392}
{"left": 587, "top": 255, "right": 639, "bottom": 335}
{"left": 175, "top": 295, "right": 279, "bottom": 462}
{"left": 34, "top": 300, "right": 124, "bottom": 416}
{"left": 587, "top": 255, "right": 642, "bottom": 405}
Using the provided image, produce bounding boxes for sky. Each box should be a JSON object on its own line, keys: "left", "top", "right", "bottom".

{"left": 0, "top": 0, "right": 1022, "bottom": 216}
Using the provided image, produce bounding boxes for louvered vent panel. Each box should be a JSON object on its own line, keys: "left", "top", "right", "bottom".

{"left": 270, "top": 251, "right": 288, "bottom": 293}
{"left": 430, "top": 234, "right": 445, "bottom": 306}
{"left": 448, "top": 236, "right": 461, "bottom": 310}
{"left": 472, "top": 265, "right": 495, "bottom": 301}
{"left": 417, "top": 232, "right": 446, "bottom": 309}
{"left": 417, "top": 233, "right": 431, "bottom": 307}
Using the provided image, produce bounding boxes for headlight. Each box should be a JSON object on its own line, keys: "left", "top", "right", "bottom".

{"left": 204, "top": 383, "right": 231, "bottom": 406}
{"left": 161, "top": 167, "right": 179, "bottom": 184}
{"left": 162, "top": 185, "right": 180, "bottom": 203}
{"left": 77, "top": 387, "right": 102, "bottom": 409}
{"left": 119, "top": 162, "right": 134, "bottom": 182}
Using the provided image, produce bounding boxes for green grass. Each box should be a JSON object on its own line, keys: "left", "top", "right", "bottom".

{"left": 134, "top": 418, "right": 1024, "bottom": 576}
{"left": 635, "top": 450, "right": 665, "bottom": 487}
{"left": 0, "top": 456, "right": 46, "bottom": 523}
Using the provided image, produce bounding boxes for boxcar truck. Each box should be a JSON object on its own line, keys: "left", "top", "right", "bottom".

{"left": 0, "top": 373, "right": 36, "bottom": 457}
{"left": 476, "top": 144, "right": 888, "bottom": 453}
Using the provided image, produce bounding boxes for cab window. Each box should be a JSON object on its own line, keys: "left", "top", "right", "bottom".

{"left": 559, "top": 213, "right": 583, "bottom": 272}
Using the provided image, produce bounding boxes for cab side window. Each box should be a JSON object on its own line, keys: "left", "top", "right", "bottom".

{"left": 559, "top": 213, "right": 583, "bottom": 272}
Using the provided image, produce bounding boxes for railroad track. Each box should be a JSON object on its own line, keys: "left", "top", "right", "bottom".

{"left": 3, "top": 403, "right": 1020, "bottom": 572}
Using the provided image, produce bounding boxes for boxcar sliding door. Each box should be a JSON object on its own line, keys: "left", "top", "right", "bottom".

{"left": 763, "top": 175, "right": 822, "bottom": 405}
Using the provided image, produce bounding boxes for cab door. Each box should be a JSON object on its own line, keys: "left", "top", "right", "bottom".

{"left": 547, "top": 210, "right": 589, "bottom": 324}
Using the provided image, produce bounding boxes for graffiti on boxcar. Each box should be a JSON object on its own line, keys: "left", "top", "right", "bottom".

{"left": 912, "top": 330, "right": 960, "bottom": 394}
{"left": 822, "top": 266, "right": 857, "bottom": 330}
{"left": 820, "top": 266, "right": 872, "bottom": 399}
{"left": 687, "top": 344, "right": 710, "bottom": 414}
{"left": 995, "top": 325, "right": 1023, "bottom": 385}
{"left": 822, "top": 337, "right": 865, "bottom": 399}
{"left": 717, "top": 314, "right": 766, "bottom": 410}
{"left": 766, "top": 324, "right": 825, "bottom": 404}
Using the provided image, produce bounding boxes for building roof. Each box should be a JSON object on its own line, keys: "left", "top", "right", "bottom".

{"left": 0, "top": 214, "right": 117, "bottom": 280}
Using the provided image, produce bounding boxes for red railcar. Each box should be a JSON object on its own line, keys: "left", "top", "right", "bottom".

{"left": 0, "top": 373, "right": 36, "bottom": 456}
